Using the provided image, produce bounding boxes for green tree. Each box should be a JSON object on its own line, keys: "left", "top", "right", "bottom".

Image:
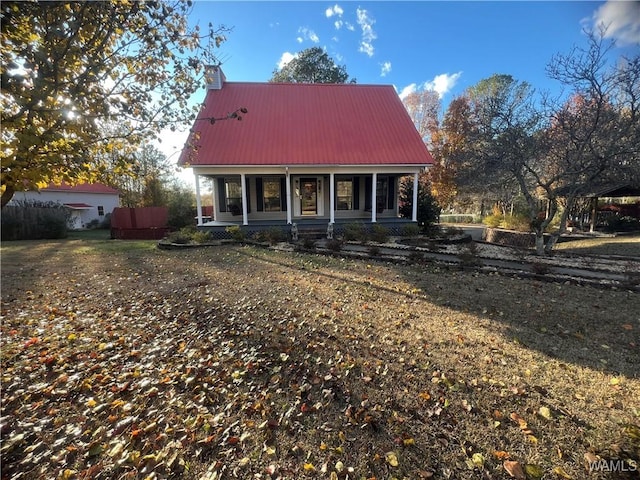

{"left": 1, "top": 0, "right": 227, "bottom": 207}
{"left": 166, "top": 181, "right": 196, "bottom": 230}
{"left": 399, "top": 173, "right": 441, "bottom": 233}
{"left": 270, "top": 47, "right": 355, "bottom": 84}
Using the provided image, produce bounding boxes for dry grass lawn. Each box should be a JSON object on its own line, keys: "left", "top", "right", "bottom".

{"left": 1, "top": 236, "right": 639, "bottom": 479}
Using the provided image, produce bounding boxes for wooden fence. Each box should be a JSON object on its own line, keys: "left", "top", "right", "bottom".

{"left": 110, "top": 207, "right": 169, "bottom": 240}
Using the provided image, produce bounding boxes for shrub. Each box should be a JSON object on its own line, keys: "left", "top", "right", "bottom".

{"left": 370, "top": 224, "right": 390, "bottom": 243}
{"left": 225, "top": 225, "right": 245, "bottom": 242}
{"left": 531, "top": 262, "right": 551, "bottom": 275}
{"left": 482, "top": 213, "right": 531, "bottom": 232}
{"left": 367, "top": 245, "right": 381, "bottom": 256}
{"left": 482, "top": 214, "right": 502, "bottom": 228}
{"left": 408, "top": 251, "right": 425, "bottom": 263}
{"left": 100, "top": 213, "right": 111, "bottom": 229}
{"left": 398, "top": 174, "right": 441, "bottom": 233}
{"left": 302, "top": 237, "right": 316, "bottom": 250}
{"left": 326, "top": 238, "right": 343, "bottom": 252}
{"left": 343, "top": 222, "right": 368, "bottom": 242}
{"left": 401, "top": 223, "right": 420, "bottom": 237}
{"left": 263, "top": 226, "right": 286, "bottom": 244}
{"left": 86, "top": 219, "right": 101, "bottom": 229}
{"left": 457, "top": 243, "right": 482, "bottom": 268}
{"left": 192, "top": 231, "right": 214, "bottom": 244}
{"left": 166, "top": 231, "right": 191, "bottom": 244}
{"left": 1, "top": 201, "right": 72, "bottom": 240}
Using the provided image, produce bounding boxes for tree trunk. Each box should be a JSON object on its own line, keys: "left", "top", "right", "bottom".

{"left": 534, "top": 229, "right": 545, "bottom": 256}
{"left": 544, "top": 233, "right": 560, "bottom": 254}
{"left": 1, "top": 185, "right": 15, "bottom": 209}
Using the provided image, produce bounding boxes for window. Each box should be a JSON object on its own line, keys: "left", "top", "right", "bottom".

{"left": 97, "top": 206, "right": 104, "bottom": 216}
{"left": 225, "top": 178, "right": 242, "bottom": 215}
{"left": 336, "top": 179, "right": 353, "bottom": 210}
{"left": 263, "top": 178, "right": 281, "bottom": 212}
{"left": 376, "top": 177, "right": 389, "bottom": 211}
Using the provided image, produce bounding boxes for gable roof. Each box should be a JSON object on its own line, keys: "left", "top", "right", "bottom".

{"left": 43, "top": 182, "right": 119, "bottom": 195}
{"left": 179, "top": 82, "right": 434, "bottom": 167}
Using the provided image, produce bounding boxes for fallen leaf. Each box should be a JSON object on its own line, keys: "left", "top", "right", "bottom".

{"left": 385, "top": 451, "right": 399, "bottom": 467}
{"left": 503, "top": 460, "right": 525, "bottom": 479}
{"left": 538, "top": 406, "right": 553, "bottom": 420}
{"left": 493, "top": 450, "right": 510, "bottom": 460}
{"left": 552, "top": 466, "right": 572, "bottom": 479}
{"left": 471, "top": 453, "right": 485, "bottom": 467}
{"left": 524, "top": 463, "right": 544, "bottom": 479}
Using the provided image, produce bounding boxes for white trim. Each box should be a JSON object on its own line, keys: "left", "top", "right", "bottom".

{"left": 195, "top": 173, "right": 203, "bottom": 225}
{"left": 371, "top": 172, "right": 377, "bottom": 223}
{"left": 329, "top": 172, "right": 335, "bottom": 224}
{"left": 190, "top": 165, "right": 424, "bottom": 176}
{"left": 240, "top": 173, "right": 248, "bottom": 225}
{"left": 285, "top": 168, "right": 292, "bottom": 224}
{"left": 412, "top": 173, "right": 419, "bottom": 222}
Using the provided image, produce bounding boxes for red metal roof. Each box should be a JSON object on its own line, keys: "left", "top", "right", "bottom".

{"left": 179, "top": 82, "right": 434, "bottom": 167}
{"left": 44, "top": 182, "right": 119, "bottom": 194}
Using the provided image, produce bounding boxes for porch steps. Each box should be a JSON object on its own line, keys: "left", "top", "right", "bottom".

{"left": 296, "top": 228, "right": 328, "bottom": 240}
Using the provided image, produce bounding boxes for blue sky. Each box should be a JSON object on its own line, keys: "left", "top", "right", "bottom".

{"left": 167, "top": 0, "right": 640, "bottom": 178}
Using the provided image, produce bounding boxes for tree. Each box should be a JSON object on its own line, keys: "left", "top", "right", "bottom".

{"left": 426, "top": 97, "right": 473, "bottom": 211}
{"left": 166, "top": 181, "right": 196, "bottom": 230}
{"left": 270, "top": 47, "right": 355, "bottom": 84}
{"left": 1, "top": 1, "right": 227, "bottom": 207}
{"left": 402, "top": 90, "right": 441, "bottom": 144}
{"left": 398, "top": 173, "right": 441, "bottom": 233}
{"left": 452, "top": 32, "right": 639, "bottom": 255}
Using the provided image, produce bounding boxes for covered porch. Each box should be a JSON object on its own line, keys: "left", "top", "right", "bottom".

{"left": 193, "top": 166, "right": 421, "bottom": 233}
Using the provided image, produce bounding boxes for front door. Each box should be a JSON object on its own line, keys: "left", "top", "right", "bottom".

{"left": 300, "top": 178, "right": 317, "bottom": 215}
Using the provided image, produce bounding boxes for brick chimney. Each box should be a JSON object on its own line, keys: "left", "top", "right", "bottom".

{"left": 204, "top": 65, "right": 225, "bottom": 90}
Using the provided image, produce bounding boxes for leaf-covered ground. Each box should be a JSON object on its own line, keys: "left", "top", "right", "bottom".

{"left": 1, "top": 239, "right": 639, "bottom": 480}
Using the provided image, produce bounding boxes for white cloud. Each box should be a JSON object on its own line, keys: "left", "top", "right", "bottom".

{"left": 380, "top": 61, "right": 392, "bottom": 77}
{"left": 398, "top": 83, "right": 417, "bottom": 100}
{"left": 398, "top": 72, "right": 463, "bottom": 100}
{"left": 278, "top": 52, "right": 296, "bottom": 69}
{"left": 591, "top": 0, "right": 640, "bottom": 46}
{"left": 424, "top": 72, "right": 462, "bottom": 98}
{"left": 345, "top": 22, "right": 355, "bottom": 31}
{"left": 334, "top": 20, "right": 343, "bottom": 30}
{"left": 326, "top": 4, "right": 344, "bottom": 18}
{"left": 297, "top": 27, "right": 320, "bottom": 44}
{"left": 356, "top": 8, "right": 377, "bottom": 57}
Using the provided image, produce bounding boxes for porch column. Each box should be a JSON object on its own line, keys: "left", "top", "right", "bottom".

{"left": 241, "top": 173, "right": 248, "bottom": 226}
{"left": 195, "top": 173, "right": 203, "bottom": 225}
{"left": 590, "top": 197, "right": 598, "bottom": 233}
{"left": 329, "top": 172, "right": 335, "bottom": 224}
{"left": 285, "top": 170, "right": 292, "bottom": 224}
{"left": 371, "top": 173, "right": 377, "bottom": 222}
{"left": 412, "top": 172, "right": 419, "bottom": 222}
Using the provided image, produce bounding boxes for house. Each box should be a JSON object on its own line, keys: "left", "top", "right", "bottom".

{"left": 178, "top": 66, "right": 434, "bottom": 236}
{"left": 11, "top": 182, "right": 120, "bottom": 229}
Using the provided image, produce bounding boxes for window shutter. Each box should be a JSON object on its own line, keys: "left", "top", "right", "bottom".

{"left": 245, "top": 179, "right": 251, "bottom": 213}
{"left": 218, "top": 178, "right": 227, "bottom": 212}
{"left": 353, "top": 177, "right": 360, "bottom": 210}
{"left": 256, "top": 178, "right": 264, "bottom": 212}
{"left": 364, "top": 176, "right": 372, "bottom": 211}
{"left": 280, "top": 177, "right": 287, "bottom": 211}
